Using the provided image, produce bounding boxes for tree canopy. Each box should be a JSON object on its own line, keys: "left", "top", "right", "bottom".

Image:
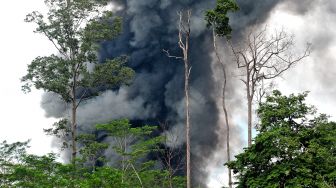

{"left": 21, "top": 0, "right": 135, "bottom": 161}
{"left": 205, "top": 0, "right": 239, "bottom": 38}
{"left": 227, "top": 90, "right": 336, "bottom": 187}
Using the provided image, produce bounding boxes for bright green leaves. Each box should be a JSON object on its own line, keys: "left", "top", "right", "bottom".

{"left": 96, "top": 119, "right": 168, "bottom": 187}
{"left": 22, "top": 0, "right": 130, "bottom": 101}
{"left": 89, "top": 57, "right": 135, "bottom": 88}
{"left": 83, "top": 11, "right": 122, "bottom": 44}
{"left": 0, "top": 140, "right": 29, "bottom": 187}
{"left": 22, "top": 0, "right": 134, "bottom": 165}
{"left": 227, "top": 91, "right": 336, "bottom": 187}
{"left": 205, "top": 0, "right": 239, "bottom": 38}
{"left": 3, "top": 151, "right": 124, "bottom": 188}
{"left": 257, "top": 90, "right": 311, "bottom": 132}
{"left": 77, "top": 133, "right": 109, "bottom": 169}
{"left": 21, "top": 55, "right": 71, "bottom": 98}
{"left": 0, "top": 119, "right": 186, "bottom": 187}
{"left": 96, "top": 119, "right": 163, "bottom": 163}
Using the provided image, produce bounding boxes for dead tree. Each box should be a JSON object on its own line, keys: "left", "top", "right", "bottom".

{"left": 163, "top": 10, "right": 192, "bottom": 188}
{"left": 159, "top": 122, "right": 184, "bottom": 188}
{"left": 212, "top": 29, "right": 233, "bottom": 188}
{"left": 230, "top": 26, "right": 311, "bottom": 146}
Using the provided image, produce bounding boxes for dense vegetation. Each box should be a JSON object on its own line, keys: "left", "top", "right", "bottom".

{"left": 0, "top": 120, "right": 185, "bottom": 188}
{"left": 227, "top": 91, "right": 336, "bottom": 187}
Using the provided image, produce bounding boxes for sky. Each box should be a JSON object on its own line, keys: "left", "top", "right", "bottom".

{"left": 0, "top": 1, "right": 335, "bottom": 187}
{"left": 0, "top": 1, "right": 57, "bottom": 155}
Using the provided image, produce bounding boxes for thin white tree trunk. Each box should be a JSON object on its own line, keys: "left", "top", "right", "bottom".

{"left": 213, "top": 31, "right": 232, "bottom": 188}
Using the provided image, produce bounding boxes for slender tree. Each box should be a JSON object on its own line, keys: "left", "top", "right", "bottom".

{"left": 230, "top": 27, "right": 310, "bottom": 146}
{"left": 21, "top": 0, "right": 134, "bottom": 162}
{"left": 159, "top": 122, "right": 184, "bottom": 188}
{"left": 163, "top": 10, "right": 192, "bottom": 188}
{"left": 205, "top": 1, "right": 239, "bottom": 187}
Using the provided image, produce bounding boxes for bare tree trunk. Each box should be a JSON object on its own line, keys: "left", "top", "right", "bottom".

{"left": 246, "top": 73, "right": 252, "bottom": 147}
{"left": 185, "top": 62, "right": 191, "bottom": 188}
{"left": 159, "top": 122, "right": 184, "bottom": 188}
{"left": 245, "top": 66, "right": 252, "bottom": 147}
{"left": 213, "top": 30, "right": 232, "bottom": 188}
{"left": 230, "top": 27, "right": 310, "bottom": 147}
{"left": 179, "top": 11, "right": 192, "bottom": 188}
{"left": 247, "top": 96, "right": 252, "bottom": 147}
{"left": 221, "top": 60, "right": 233, "bottom": 188}
{"left": 163, "top": 11, "right": 192, "bottom": 187}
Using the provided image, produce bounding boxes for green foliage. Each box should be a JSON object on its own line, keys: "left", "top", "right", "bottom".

{"left": 21, "top": 0, "right": 135, "bottom": 161}
{"left": 205, "top": 0, "right": 239, "bottom": 38}
{"left": 43, "top": 119, "right": 70, "bottom": 150}
{"left": 227, "top": 90, "right": 336, "bottom": 187}
{"left": 90, "top": 56, "right": 134, "bottom": 88}
{"left": 21, "top": 0, "right": 134, "bottom": 99}
{"left": 0, "top": 140, "right": 29, "bottom": 187}
{"left": 0, "top": 120, "right": 185, "bottom": 187}
{"left": 96, "top": 119, "right": 163, "bottom": 163}
{"left": 77, "top": 133, "right": 109, "bottom": 170}
{"left": 7, "top": 153, "right": 124, "bottom": 188}
{"left": 95, "top": 119, "right": 186, "bottom": 187}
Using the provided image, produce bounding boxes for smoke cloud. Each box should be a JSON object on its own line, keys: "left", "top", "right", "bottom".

{"left": 40, "top": 0, "right": 336, "bottom": 186}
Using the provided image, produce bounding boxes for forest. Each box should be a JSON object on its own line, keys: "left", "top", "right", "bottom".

{"left": 0, "top": 0, "right": 335, "bottom": 188}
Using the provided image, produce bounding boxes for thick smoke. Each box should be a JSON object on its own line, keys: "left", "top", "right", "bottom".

{"left": 272, "top": 0, "right": 336, "bottom": 121}
{"left": 40, "top": 0, "right": 331, "bottom": 186}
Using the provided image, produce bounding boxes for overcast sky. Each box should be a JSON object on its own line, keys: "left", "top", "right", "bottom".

{"left": 0, "top": 1, "right": 335, "bottom": 187}
{"left": 0, "top": 1, "right": 57, "bottom": 155}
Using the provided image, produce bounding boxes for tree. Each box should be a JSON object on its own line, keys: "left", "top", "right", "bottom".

{"left": 159, "top": 122, "right": 185, "bottom": 188}
{"left": 227, "top": 90, "right": 336, "bottom": 187}
{"left": 0, "top": 140, "right": 29, "bottom": 187}
{"left": 8, "top": 152, "right": 125, "bottom": 188}
{"left": 21, "top": 0, "right": 134, "bottom": 162}
{"left": 96, "top": 119, "right": 165, "bottom": 187}
{"left": 77, "top": 133, "right": 108, "bottom": 171}
{"left": 205, "top": 1, "right": 239, "bottom": 187}
{"left": 230, "top": 27, "right": 311, "bottom": 146}
{"left": 163, "top": 10, "right": 192, "bottom": 188}
{"left": 0, "top": 135, "right": 181, "bottom": 188}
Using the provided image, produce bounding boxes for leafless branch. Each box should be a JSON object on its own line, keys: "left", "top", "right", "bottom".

{"left": 230, "top": 25, "right": 311, "bottom": 146}
{"left": 162, "top": 49, "right": 183, "bottom": 60}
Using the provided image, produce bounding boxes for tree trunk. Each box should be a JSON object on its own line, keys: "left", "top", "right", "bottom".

{"left": 221, "top": 66, "right": 232, "bottom": 188}
{"left": 246, "top": 68, "right": 252, "bottom": 147}
{"left": 185, "top": 55, "right": 191, "bottom": 188}
{"left": 213, "top": 31, "right": 232, "bottom": 188}
{"left": 247, "top": 96, "right": 252, "bottom": 147}
{"left": 71, "top": 90, "right": 77, "bottom": 163}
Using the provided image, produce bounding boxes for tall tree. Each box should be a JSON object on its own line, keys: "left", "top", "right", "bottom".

{"left": 21, "top": 0, "right": 134, "bottom": 162}
{"left": 205, "top": 1, "right": 239, "bottom": 187}
{"left": 230, "top": 27, "right": 310, "bottom": 146}
{"left": 227, "top": 90, "right": 336, "bottom": 187}
{"left": 163, "top": 10, "right": 192, "bottom": 188}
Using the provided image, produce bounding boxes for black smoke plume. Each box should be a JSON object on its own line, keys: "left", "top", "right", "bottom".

{"left": 41, "top": 0, "right": 321, "bottom": 186}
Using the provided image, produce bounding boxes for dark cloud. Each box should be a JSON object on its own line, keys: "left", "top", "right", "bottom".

{"left": 41, "top": 0, "right": 333, "bottom": 186}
